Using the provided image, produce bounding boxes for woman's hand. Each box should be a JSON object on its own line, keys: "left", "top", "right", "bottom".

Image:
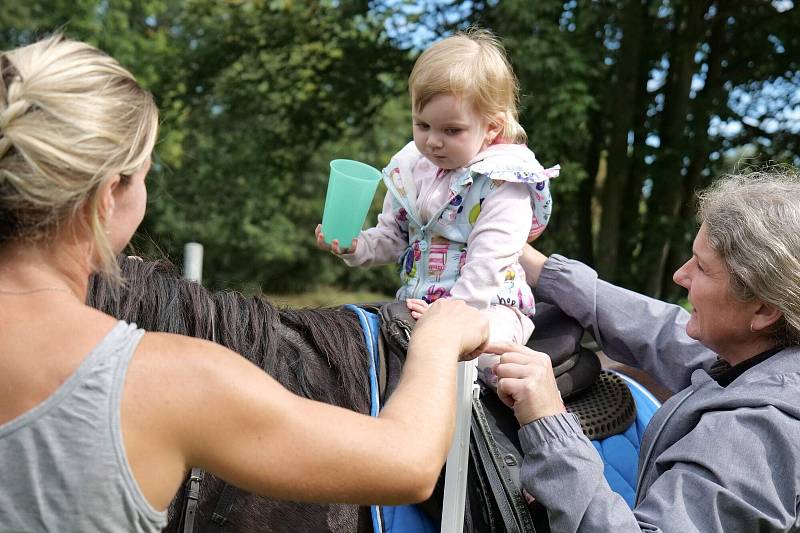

{"left": 315, "top": 224, "right": 357, "bottom": 255}
{"left": 486, "top": 342, "right": 566, "bottom": 425}
{"left": 519, "top": 244, "right": 548, "bottom": 288}
{"left": 413, "top": 299, "right": 488, "bottom": 361}
{"left": 406, "top": 298, "right": 430, "bottom": 320}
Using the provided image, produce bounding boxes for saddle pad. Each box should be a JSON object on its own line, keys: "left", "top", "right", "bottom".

{"left": 590, "top": 371, "right": 662, "bottom": 508}
{"left": 565, "top": 371, "right": 637, "bottom": 440}
{"left": 382, "top": 506, "right": 438, "bottom": 533}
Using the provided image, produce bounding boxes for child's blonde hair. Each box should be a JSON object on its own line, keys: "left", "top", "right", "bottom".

{"left": 0, "top": 34, "right": 158, "bottom": 278}
{"left": 409, "top": 28, "right": 526, "bottom": 144}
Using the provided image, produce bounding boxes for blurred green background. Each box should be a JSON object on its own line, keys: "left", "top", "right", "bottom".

{"left": 3, "top": 0, "right": 798, "bottom": 304}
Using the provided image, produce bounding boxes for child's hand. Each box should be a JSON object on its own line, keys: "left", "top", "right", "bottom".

{"left": 315, "top": 224, "right": 357, "bottom": 255}
{"left": 406, "top": 298, "right": 430, "bottom": 320}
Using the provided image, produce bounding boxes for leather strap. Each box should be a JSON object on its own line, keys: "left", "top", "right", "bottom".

{"left": 471, "top": 417, "right": 521, "bottom": 533}
{"left": 205, "top": 482, "right": 241, "bottom": 532}
{"left": 178, "top": 468, "right": 203, "bottom": 533}
{"left": 472, "top": 397, "right": 537, "bottom": 532}
{"left": 375, "top": 330, "right": 388, "bottom": 401}
{"left": 468, "top": 437, "right": 501, "bottom": 532}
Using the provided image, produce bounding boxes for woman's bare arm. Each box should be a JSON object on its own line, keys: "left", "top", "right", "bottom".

{"left": 122, "top": 298, "right": 488, "bottom": 510}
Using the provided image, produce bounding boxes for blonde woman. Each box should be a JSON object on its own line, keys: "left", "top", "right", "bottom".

{"left": 0, "top": 36, "right": 489, "bottom": 532}
{"left": 316, "top": 29, "right": 559, "bottom": 387}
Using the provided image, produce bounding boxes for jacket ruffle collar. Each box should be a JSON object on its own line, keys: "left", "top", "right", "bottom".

{"left": 468, "top": 143, "right": 560, "bottom": 184}
{"left": 384, "top": 141, "right": 559, "bottom": 188}
{"left": 383, "top": 141, "right": 559, "bottom": 226}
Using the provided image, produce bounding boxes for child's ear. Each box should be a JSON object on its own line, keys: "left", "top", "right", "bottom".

{"left": 486, "top": 112, "right": 506, "bottom": 143}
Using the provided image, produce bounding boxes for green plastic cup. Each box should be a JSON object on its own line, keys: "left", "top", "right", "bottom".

{"left": 321, "top": 159, "right": 382, "bottom": 246}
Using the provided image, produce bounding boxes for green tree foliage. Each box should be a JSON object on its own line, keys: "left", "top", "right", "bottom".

{"left": 469, "top": 0, "right": 800, "bottom": 299}
{"left": 142, "top": 0, "right": 409, "bottom": 291}
{"left": 2, "top": 0, "right": 409, "bottom": 293}
{"left": 3, "top": 1, "right": 798, "bottom": 300}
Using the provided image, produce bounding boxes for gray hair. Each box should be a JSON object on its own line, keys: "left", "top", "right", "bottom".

{"left": 697, "top": 167, "right": 800, "bottom": 346}
{"left": 0, "top": 34, "right": 158, "bottom": 276}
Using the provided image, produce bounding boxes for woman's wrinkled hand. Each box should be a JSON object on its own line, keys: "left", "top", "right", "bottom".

{"left": 486, "top": 342, "right": 566, "bottom": 425}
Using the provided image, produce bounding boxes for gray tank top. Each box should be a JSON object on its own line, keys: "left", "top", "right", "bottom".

{"left": 0, "top": 321, "right": 168, "bottom": 532}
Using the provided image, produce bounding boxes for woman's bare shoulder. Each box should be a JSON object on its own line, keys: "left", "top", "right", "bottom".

{"left": 131, "top": 330, "right": 250, "bottom": 382}
{"left": 128, "top": 329, "right": 282, "bottom": 404}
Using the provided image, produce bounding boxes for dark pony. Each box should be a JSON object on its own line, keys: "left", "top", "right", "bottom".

{"left": 88, "top": 256, "right": 375, "bottom": 532}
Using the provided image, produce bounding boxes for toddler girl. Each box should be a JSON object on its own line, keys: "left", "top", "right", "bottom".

{"left": 316, "top": 29, "right": 558, "bottom": 385}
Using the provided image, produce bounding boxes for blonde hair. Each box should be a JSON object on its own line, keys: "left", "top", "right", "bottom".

{"left": 408, "top": 28, "right": 526, "bottom": 144}
{"left": 697, "top": 168, "right": 800, "bottom": 346}
{"left": 0, "top": 34, "right": 158, "bottom": 276}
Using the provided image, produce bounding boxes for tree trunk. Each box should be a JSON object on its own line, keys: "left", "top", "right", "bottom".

{"left": 618, "top": 58, "right": 653, "bottom": 290}
{"left": 639, "top": 0, "right": 710, "bottom": 298}
{"left": 615, "top": 1, "right": 659, "bottom": 291}
{"left": 660, "top": 1, "right": 728, "bottom": 300}
{"left": 595, "top": 0, "right": 647, "bottom": 281}
{"left": 578, "top": 112, "right": 603, "bottom": 265}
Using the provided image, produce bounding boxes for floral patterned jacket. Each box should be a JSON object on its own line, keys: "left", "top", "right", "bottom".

{"left": 342, "top": 141, "right": 558, "bottom": 316}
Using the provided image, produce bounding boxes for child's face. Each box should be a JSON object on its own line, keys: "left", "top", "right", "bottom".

{"left": 412, "top": 94, "right": 500, "bottom": 170}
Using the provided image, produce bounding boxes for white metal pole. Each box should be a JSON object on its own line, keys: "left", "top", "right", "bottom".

{"left": 183, "top": 242, "right": 204, "bottom": 283}
{"left": 440, "top": 360, "right": 478, "bottom": 533}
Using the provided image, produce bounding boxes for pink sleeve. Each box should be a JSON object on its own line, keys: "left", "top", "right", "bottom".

{"left": 341, "top": 191, "right": 409, "bottom": 267}
{"left": 449, "top": 182, "right": 532, "bottom": 310}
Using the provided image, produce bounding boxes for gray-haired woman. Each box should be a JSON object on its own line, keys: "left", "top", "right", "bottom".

{"left": 487, "top": 170, "right": 800, "bottom": 532}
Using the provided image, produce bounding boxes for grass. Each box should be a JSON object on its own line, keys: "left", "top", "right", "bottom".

{"left": 262, "top": 287, "right": 392, "bottom": 308}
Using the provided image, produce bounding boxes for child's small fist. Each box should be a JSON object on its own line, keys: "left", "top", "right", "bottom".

{"left": 314, "top": 224, "right": 331, "bottom": 251}
{"left": 406, "top": 298, "right": 430, "bottom": 320}
{"left": 315, "top": 224, "right": 357, "bottom": 255}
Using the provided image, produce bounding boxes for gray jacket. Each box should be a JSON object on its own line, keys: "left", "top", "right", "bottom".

{"left": 519, "top": 255, "right": 800, "bottom": 532}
